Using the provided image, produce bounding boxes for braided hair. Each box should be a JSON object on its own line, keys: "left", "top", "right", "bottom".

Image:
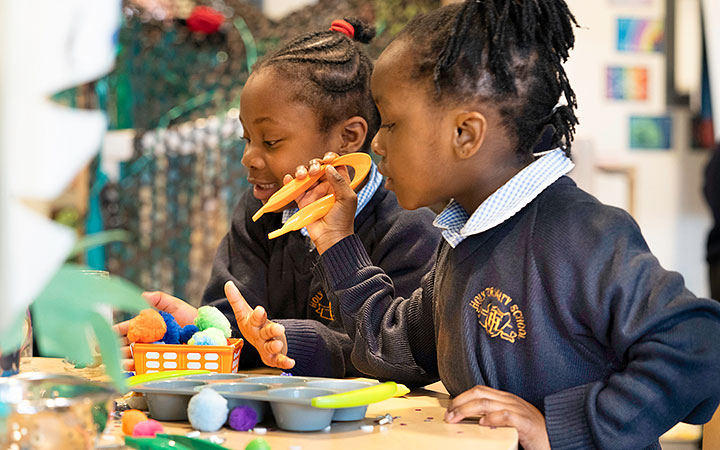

{"left": 252, "top": 18, "right": 379, "bottom": 152}
{"left": 399, "top": 0, "right": 579, "bottom": 160}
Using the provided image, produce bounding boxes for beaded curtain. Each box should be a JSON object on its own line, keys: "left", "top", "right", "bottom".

{"left": 100, "top": 0, "right": 440, "bottom": 306}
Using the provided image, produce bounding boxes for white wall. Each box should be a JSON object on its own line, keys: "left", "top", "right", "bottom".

{"left": 566, "top": 0, "right": 712, "bottom": 297}
{"left": 263, "top": 0, "right": 317, "bottom": 21}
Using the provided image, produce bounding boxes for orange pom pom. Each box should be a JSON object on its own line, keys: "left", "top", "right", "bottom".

{"left": 127, "top": 309, "right": 167, "bottom": 343}
{"left": 121, "top": 409, "right": 148, "bottom": 436}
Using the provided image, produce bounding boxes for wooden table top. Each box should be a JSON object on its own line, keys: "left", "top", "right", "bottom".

{"left": 19, "top": 357, "right": 519, "bottom": 450}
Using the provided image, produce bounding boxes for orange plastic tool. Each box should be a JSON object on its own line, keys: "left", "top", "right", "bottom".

{"left": 252, "top": 153, "right": 372, "bottom": 239}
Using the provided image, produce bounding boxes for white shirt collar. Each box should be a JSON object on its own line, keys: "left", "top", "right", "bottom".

{"left": 434, "top": 149, "right": 574, "bottom": 247}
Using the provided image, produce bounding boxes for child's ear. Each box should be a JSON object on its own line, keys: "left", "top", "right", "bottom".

{"left": 338, "top": 116, "right": 368, "bottom": 154}
{"left": 452, "top": 112, "right": 487, "bottom": 160}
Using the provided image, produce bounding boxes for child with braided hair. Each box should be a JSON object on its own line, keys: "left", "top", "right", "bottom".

{"left": 116, "top": 18, "right": 440, "bottom": 377}
{"left": 229, "top": 2, "right": 720, "bottom": 449}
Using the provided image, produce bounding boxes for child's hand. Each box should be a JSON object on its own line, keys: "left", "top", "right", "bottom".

{"left": 113, "top": 291, "right": 199, "bottom": 371}
{"left": 224, "top": 280, "right": 295, "bottom": 370}
{"left": 284, "top": 152, "right": 357, "bottom": 254}
{"left": 444, "top": 385, "right": 550, "bottom": 450}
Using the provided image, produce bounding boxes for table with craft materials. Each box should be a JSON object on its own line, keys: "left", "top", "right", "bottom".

{"left": 18, "top": 357, "right": 519, "bottom": 450}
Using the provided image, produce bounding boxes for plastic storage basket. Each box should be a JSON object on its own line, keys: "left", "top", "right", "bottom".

{"left": 131, "top": 338, "right": 244, "bottom": 375}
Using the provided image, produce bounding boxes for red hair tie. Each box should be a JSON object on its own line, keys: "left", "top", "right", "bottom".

{"left": 329, "top": 19, "right": 354, "bottom": 39}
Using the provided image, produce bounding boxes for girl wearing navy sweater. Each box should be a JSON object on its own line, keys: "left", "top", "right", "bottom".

{"left": 227, "top": 2, "right": 720, "bottom": 449}
{"left": 117, "top": 19, "right": 440, "bottom": 378}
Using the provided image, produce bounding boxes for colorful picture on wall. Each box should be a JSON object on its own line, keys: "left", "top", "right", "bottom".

{"left": 617, "top": 18, "right": 664, "bottom": 52}
{"left": 629, "top": 116, "right": 673, "bottom": 149}
{"left": 606, "top": 66, "right": 648, "bottom": 100}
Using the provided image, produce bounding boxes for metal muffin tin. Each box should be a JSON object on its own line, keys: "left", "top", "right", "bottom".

{"left": 132, "top": 374, "right": 377, "bottom": 431}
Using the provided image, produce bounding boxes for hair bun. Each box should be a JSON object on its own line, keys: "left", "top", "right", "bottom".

{"left": 344, "top": 17, "right": 376, "bottom": 44}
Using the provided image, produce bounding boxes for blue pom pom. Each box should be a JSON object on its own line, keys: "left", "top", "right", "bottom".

{"left": 159, "top": 311, "right": 181, "bottom": 345}
{"left": 179, "top": 325, "right": 199, "bottom": 344}
{"left": 187, "top": 388, "right": 228, "bottom": 432}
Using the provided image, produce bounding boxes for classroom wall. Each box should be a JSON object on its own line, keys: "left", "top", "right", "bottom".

{"left": 565, "top": 0, "right": 713, "bottom": 297}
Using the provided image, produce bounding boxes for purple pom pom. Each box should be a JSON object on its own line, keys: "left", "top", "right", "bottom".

{"left": 179, "top": 324, "right": 199, "bottom": 344}
{"left": 158, "top": 311, "right": 181, "bottom": 344}
{"left": 228, "top": 406, "right": 258, "bottom": 431}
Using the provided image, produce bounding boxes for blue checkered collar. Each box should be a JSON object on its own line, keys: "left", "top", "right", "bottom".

{"left": 433, "top": 149, "right": 574, "bottom": 248}
{"left": 282, "top": 159, "right": 383, "bottom": 237}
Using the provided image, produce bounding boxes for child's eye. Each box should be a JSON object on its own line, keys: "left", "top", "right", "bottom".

{"left": 264, "top": 140, "right": 281, "bottom": 148}
{"left": 380, "top": 123, "right": 395, "bottom": 132}
{"left": 241, "top": 136, "right": 250, "bottom": 144}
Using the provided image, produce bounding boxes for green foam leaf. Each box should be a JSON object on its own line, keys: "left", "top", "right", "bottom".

{"left": 32, "top": 263, "right": 146, "bottom": 391}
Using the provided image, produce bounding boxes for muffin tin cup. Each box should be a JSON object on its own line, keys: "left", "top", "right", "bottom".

{"left": 198, "top": 382, "right": 271, "bottom": 422}
{"left": 266, "top": 387, "right": 336, "bottom": 431}
{"left": 132, "top": 380, "right": 206, "bottom": 421}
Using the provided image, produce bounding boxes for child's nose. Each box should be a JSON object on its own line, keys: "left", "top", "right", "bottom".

{"left": 241, "top": 144, "right": 265, "bottom": 170}
{"left": 371, "top": 134, "right": 385, "bottom": 157}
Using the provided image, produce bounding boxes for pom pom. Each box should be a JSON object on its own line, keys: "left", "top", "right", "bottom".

{"left": 188, "top": 327, "right": 226, "bottom": 346}
{"left": 245, "top": 438, "right": 271, "bottom": 450}
{"left": 127, "top": 309, "right": 167, "bottom": 343}
{"left": 121, "top": 409, "right": 147, "bottom": 436}
{"left": 186, "top": 6, "right": 224, "bottom": 34}
{"left": 195, "top": 306, "right": 231, "bottom": 338}
{"left": 132, "top": 419, "right": 164, "bottom": 437}
{"left": 187, "top": 388, "right": 229, "bottom": 432}
{"left": 179, "top": 324, "right": 199, "bottom": 344}
{"left": 159, "top": 311, "right": 181, "bottom": 344}
{"left": 228, "top": 406, "right": 258, "bottom": 431}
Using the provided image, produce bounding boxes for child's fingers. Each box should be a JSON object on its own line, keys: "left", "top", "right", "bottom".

{"left": 273, "top": 353, "right": 295, "bottom": 370}
{"left": 295, "top": 165, "right": 308, "bottom": 179}
{"left": 322, "top": 152, "right": 338, "bottom": 163}
{"left": 122, "top": 359, "right": 135, "bottom": 371}
{"left": 248, "top": 306, "right": 268, "bottom": 329}
{"left": 325, "top": 166, "right": 357, "bottom": 205}
{"left": 283, "top": 174, "right": 293, "bottom": 185}
{"left": 478, "top": 409, "right": 529, "bottom": 429}
{"left": 263, "top": 338, "right": 284, "bottom": 355}
{"left": 121, "top": 345, "right": 132, "bottom": 359}
{"left": 113, "top": 320, "right": 130, "bottom": 337}
{"left": 224, "top": 280, "right": 253, "bottom": 319}
{"left": 258, "top": 322, "right": 284, "bottom": 341}
{"left": 445, "top": 385, "right": 518, "bottom": 422}
{"left": 445, "top": 397, "right": 521, "bottom": 423}
{"left": 448, "top": 385, "right": 513, "bottom": 410}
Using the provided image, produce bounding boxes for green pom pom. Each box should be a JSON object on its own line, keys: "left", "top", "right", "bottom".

{"left": 245, "top": 438, "right": 271, "bottom": 450}
{"left": 195, "top": 306, "right": 231, "bottom": 338}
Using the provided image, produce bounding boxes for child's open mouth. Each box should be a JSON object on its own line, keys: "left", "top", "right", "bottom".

{"left": 252, "top": 182, "right": 279, "bottom": 203}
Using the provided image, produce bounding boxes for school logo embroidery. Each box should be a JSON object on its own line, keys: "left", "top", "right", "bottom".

{"left": 469, "top": 287, "right": 526, "bottom": 343}
{"left": 309, "top": 290, "right": 333, "bottom": 321}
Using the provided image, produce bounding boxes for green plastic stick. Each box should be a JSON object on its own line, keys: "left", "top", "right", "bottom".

{"left": 128, "top": 370, "right": 210, "bottom": 387}
{"left": 311, "top": 381, "right": 397, "bottom": 409}
{"left": 126, "top": 435, "right": 232, "bottom": 450}
{"left": 156, "top": 435, "right": 231, "bottom": 450}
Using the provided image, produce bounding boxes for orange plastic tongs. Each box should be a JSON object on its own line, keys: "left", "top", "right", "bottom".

{"left": 251, "top": 152, "right": 372, "bottom": 239}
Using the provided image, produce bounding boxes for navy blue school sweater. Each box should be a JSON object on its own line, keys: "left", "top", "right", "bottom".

{"left": 316, "top": 176, "right": 720, "bottom": 450}
{"left": 202, "top": 185, "right": 440, "bottom": 377}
